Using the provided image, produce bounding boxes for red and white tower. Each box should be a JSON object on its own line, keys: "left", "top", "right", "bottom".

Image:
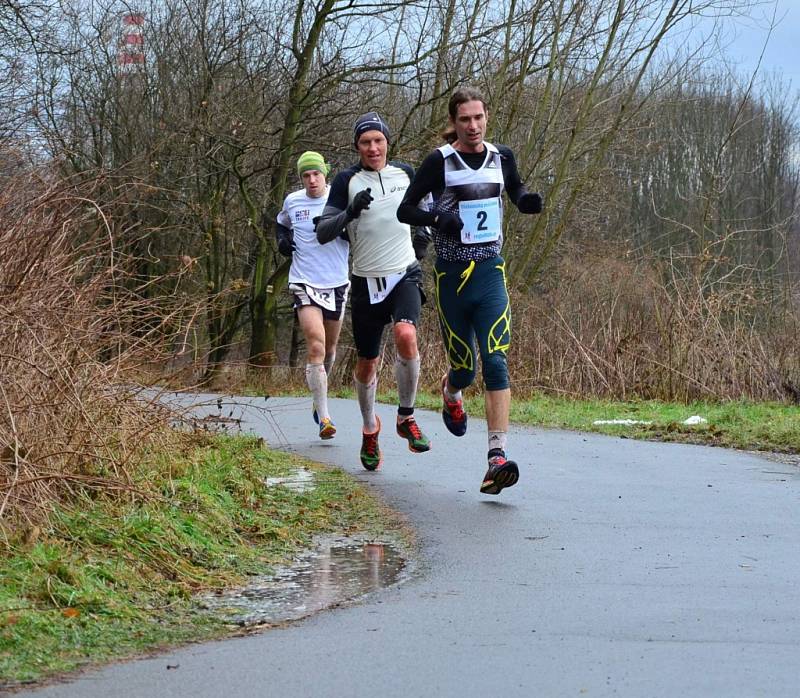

{"left": 117, "top": 13, "right": 145, "bottom": 73}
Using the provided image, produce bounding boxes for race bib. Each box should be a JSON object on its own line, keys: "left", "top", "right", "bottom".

{"left": 458, "top": 198, "right": 501, "bottom": 244}
{"left": 366, "top": 271, "right": 405, "bottom": 304}
{"left": 305, "top": 285, "right": 336, "bottom": 311}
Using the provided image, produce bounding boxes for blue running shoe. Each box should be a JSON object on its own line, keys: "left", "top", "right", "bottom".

{"left": 441, "top": 376, "right": 467, "bottom": 437}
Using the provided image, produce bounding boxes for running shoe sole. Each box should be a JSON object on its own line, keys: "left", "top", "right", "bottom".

{"left": 480, "top": 461, "right": 520, "bottom": 495}
{"left": 319, "top": 421, "right": 336, "bottom": 440}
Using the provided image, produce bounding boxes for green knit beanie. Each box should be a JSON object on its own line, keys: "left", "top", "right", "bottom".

{"left": 297, "top": 151, "right": 329, "bottom": 177}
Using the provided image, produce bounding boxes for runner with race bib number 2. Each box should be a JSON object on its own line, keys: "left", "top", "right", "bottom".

{"left": 397, "top": 86, "right": 543, "bottom": 496}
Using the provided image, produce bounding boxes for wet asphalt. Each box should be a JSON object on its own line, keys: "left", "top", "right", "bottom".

{"left": 22, "top": 394, "right": 800, "bottom": 697}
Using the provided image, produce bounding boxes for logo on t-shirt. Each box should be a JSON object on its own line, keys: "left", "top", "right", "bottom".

{"left": 295, "top": 209, "right": 311, "bottom": 222}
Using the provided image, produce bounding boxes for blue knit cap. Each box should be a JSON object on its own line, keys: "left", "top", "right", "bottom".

{"left": 353, "top": 112, "right": 391, "bottom": 147}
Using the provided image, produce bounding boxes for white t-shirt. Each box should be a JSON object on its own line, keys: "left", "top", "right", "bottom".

{"left": 277, "top": 187, "right": 349, "bottom": 288}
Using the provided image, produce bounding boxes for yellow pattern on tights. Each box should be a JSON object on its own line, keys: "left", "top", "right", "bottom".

{"left": 456, "top": 260, "right": 475, "bottom": 295}
{"left": 487, "top": 263, "right": 511, "bottom": 354}
{"left": 434, "top": 268, "right": 474, "bottom": 372}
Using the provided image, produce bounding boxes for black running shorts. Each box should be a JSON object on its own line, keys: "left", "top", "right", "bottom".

{"left": 349, "top": 263, "right": 425, "bottom": 359}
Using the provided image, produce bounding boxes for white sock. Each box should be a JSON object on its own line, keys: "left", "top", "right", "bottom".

{"left": 395, "top": 355, "right": 420, "bottom": 410}
{"left": 355, "top": 375, "right": 378, "bottom": 431}
{"left": 488, "top": 431, "right": 507, "bottom": 453}
{"left": 443, "top": 379, "right": 462, "bottom": 402}
{"left": 324, "top": 352, "right": 336, "bottom": 377}
{"left": 306, "top": 363, "right": 329, "bottom": 420}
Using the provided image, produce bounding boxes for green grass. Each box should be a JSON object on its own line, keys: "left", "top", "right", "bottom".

{"left": 279, "top": 383, "right": 800, "bottom": 453}
{"left": 251, "top": 381, "right": 800, "bottom": 452}
{"left": 0, "top": 435, "right": 409, "bottom": 686}
{"left": 410, "top": 390, "right": 800, "bottom": 453}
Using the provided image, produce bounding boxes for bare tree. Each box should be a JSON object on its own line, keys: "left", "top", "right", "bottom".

{"left": 21, "top": 0, "right": 797, "bottom": 396}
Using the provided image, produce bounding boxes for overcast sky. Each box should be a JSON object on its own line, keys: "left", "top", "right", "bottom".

{"left": 708, "top": 0, "right": 800, "bottom": 96}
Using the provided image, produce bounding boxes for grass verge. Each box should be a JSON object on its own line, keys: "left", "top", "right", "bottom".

{"left": 408, "top": 390, "right": 800, "bottom": 454}
{"left": 245, "top": 379, "right": 800, "bottom": 453}
{"left": 0, "top": 434, "right": 409, "bottom": 687}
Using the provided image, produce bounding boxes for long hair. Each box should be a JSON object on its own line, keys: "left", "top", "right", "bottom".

{"left": 441, "top": 86, "right": 488, "bottom": 144}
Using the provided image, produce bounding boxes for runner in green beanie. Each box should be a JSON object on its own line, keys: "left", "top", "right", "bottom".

{"left": 297, "top": 151, "right": 329, "bottom": 177}
{"left": 274, "top": 149, "right": 347, "bottom": 441}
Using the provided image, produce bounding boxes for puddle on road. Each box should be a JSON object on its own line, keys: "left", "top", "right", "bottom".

{"left": 198, "top": 537, "right": 407, "bottom": 626}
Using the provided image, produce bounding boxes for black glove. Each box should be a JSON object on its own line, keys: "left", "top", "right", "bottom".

{"left": 277, "top": 236, "right": 295, "bottom": 257}
{"left": 276, "top": 223, "right": 295, "bottom": 257}
{"left": 517, "top": 192, "right": 543, "bottom": 214}
{"left": 347, "top": 188, "right": 373, "bottom": 218}
{"left": 436, "top": 211, "right": 464, "bottom": 237}
{"left": 412, "top": 228, "right": 431, "bottom": 260}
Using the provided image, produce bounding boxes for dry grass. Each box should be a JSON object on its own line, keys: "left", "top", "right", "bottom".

{"left": 0, "top": 166, "right": 196, "bottom": 527}
{"left": 507, "top": 249, "right": 799, "bottom": 402}
{"left": 363, "top": 248, "right": 800, "bottom": 404}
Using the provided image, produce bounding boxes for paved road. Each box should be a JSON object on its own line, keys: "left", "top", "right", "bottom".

{"left": 24, "top": 395, "right": 800, "bottom": 697}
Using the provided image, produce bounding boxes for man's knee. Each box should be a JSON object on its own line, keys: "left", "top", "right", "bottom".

{"left": 354, "top": 357, "right": 379, "bottom": 383}
{"left": 393, "top": 321, "right": 418, "bottom": 359}
{"left": 306, "top": 337, "right": 325, "bottom": 363}
{"left": 483, "top": 352, "right": 510, "bottom": 391}
{"left": 449, "top": 367, "right": 476, "bottom": 391}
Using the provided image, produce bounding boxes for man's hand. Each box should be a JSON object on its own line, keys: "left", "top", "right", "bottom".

{"left": 517, "top": 192, "right": 543, "bottom": 214}
{"left": 276, "top": 222, "right": 295, "bottom": 257}
{"left": 412, "top": 228, "right": 431, "bottom": 260}
{"left": 347, "top": 188, "right": 373, "bottom": 218}
{"left": 436, "top": 211, "right": 464, "bottom": 237}
{"left": 277, "top": 236, "right": 295, "bottom": 257}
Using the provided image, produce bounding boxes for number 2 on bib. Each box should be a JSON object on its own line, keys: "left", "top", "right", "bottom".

{"left": 458, "top": 198, "right": 501, "bottom": 244}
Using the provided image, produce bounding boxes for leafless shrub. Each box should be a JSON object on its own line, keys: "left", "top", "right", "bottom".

{"left": 509, "top": 247, "right": 800, "bottom": 402}
{"left": 265, "top": 243, "right": 799, "bottom": 406}
{"left": 0, "top": 163, "right": 198, "bottom": 527}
